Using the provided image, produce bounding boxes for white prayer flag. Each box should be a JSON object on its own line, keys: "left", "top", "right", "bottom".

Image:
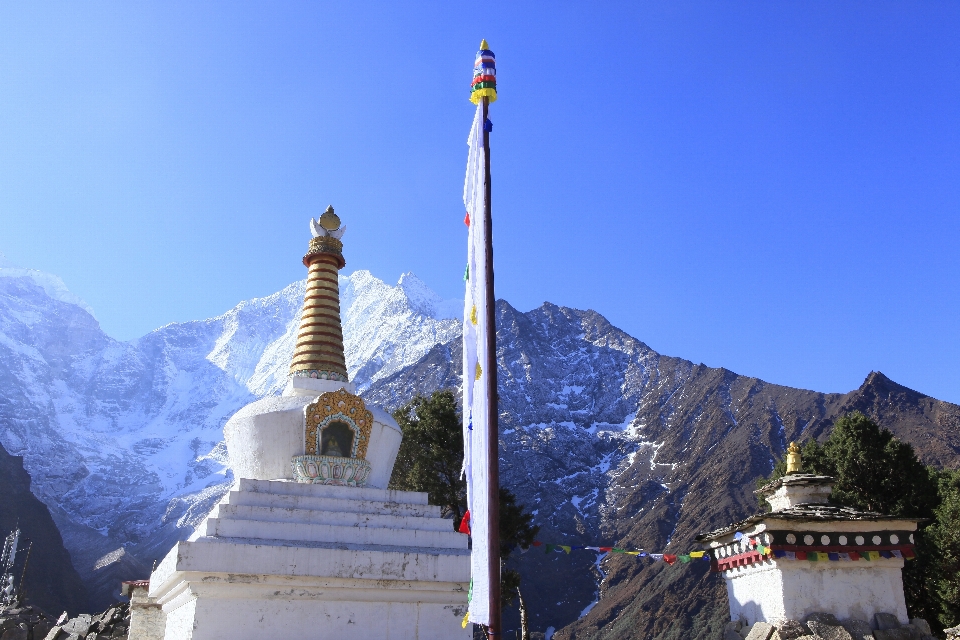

{"left": 463, "top": 99, "right": 492, "bottom": 625}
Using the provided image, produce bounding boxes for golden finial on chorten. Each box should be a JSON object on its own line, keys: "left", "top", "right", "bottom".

{"left": 785, "top": 441, "right": 802, "bottom": 475}
{"left": 289, "top": 206, "right": 349, "bottom": 382}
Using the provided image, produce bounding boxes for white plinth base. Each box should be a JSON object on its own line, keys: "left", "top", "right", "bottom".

{"left": 723, "top": 558, "right": 909, "bottom": 626}
{"left": 150, "top": 479, "right": 471, "bottom": 640}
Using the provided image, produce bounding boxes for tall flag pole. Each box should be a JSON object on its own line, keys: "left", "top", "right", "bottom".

{"left": 462, "top": 39, "right": 500, "bottom": 638}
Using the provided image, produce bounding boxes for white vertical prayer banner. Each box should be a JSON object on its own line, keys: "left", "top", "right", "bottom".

{"left": 462, "top": 99, "right": 491, "bottom": 626}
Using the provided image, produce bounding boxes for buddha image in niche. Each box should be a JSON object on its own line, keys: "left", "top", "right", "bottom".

{"left": 320, "top": 421, "right": 355, "bottom": 458}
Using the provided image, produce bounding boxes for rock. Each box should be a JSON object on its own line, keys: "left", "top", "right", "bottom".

{"left": 746, "top": 622, "right": 776, "bottom": 640}
{"left": 841, "top": 619, "right": 874, "bottom": 640}
{"left": 61, "top": 615, "right": 92, "bottom": 637}
{"left": 807, "top": 613, "right": 843, "bottom": 627}
{"left": 727, "top": 621, "right": 744, "bottom": 634}
{"left": 56, "top": 613, "right": 68, "bottom": 626}
{"left": 774, "top": 619, "right": 812, "bottom": 640}
{"left": 43, "top": 625, "right": 63, "bottom": 640}
{"left": 726, "top": 631, "right": 744, "bottom": 640}
{"left": 875, "top": 614, "right": 901, "bottom": 631}
{"left": 874, "top": 630, "right": 914, "bottom": 640}
{"left": 794, "top": 636, "right": 822, "bottom": 640}
{"left": 945, "top": 625, "right": 960, "bottom": 640}
{"left": 909, "top": 619, "right": 931, "bottom": 637}
{"left": 34, "top": 619, "right": 52, "bottom": 640}
{"left": 807, "top": 619, "right": 853, "bottom": 640}
{"left": 0, "top": 625, "right": 28, "bottom": 640}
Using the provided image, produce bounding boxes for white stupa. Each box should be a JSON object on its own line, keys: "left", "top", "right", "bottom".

{"left": 146, "top": 208, "right": 471, "bottom": 639}
{"left": 697, "top": 443, "right": 920, "bottom": 630}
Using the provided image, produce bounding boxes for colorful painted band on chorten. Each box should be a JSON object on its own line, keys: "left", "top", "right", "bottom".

{"left": 470, "top": 40, "right": 497, "bottom": 104}
{"left": 711, "top": 530, "right": 917, "bottom": 572}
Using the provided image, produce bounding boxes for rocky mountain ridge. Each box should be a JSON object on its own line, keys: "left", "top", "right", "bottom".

{"left": 1, "top": 262, "right": 958, "bottom": 639}
{"left": 363, "top": 302, "right": 960, "bottom": 639}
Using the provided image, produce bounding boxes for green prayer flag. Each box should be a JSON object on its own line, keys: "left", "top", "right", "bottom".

{"left": 464, "top": 265, "right": 469, "bottom": 281}
{"left": 612, "top": 548, "right": 625, "bottom": 553}
{"left": 679, "top": 555, "right": 691, "bottom": 563}
{"left": 545, "top": 544, "right": 555, "bottom": 554}
{"left": 808, "top": 552, "right": 819, "bottom": 561}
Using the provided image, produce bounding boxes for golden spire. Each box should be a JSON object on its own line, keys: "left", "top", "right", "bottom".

{"left": 785, "top": 442, "right": 802, "bottom": 475}
{"left": 480, "top": 39, "right": 489, "bottom": 49}
{"left": 289, "top": 206, "right": 348, "bottom": 382}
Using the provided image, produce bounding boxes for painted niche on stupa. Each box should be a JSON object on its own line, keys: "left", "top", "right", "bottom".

{"left": 292, "top": 388, "right": 374, "bottom": 487}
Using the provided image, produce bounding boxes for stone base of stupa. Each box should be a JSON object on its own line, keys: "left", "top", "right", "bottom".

{"left": 148, "top": 479, "right": 471, "bottom": 640}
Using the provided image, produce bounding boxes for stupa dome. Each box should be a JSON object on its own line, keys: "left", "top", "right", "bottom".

{"left": 224, "top": 208, "right": 401, "bottom": 488}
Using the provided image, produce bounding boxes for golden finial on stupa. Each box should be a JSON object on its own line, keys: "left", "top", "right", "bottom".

{"left": 480, "top": 39, "right": 489, "bottom": 50}
{"left": 318, "top": 205, "right": 340, "bottom": 231}
{"left": 785, "top": 442, "right": 802, "bottom": 475}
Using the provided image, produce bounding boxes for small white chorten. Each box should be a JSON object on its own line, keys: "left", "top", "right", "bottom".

{"left": 697, "top": 442, "right": 920, "bottom": 627}
{"left": 148, "top": 208, "right": 471, "bottom": 639}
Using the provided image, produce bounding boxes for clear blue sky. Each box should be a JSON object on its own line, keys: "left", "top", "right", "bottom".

{"left": 1, "top": 2, "right": 958, "bottom": 404}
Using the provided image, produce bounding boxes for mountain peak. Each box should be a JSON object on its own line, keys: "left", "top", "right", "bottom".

{"left": 852, "top": 370, "right": 928, "bottom": 407}
{"left": 860, "top": 370, "right": 922, "bottom": 396}
{"left": 0, "top": 263, "right": 97, "bottom": 320}
{"left": 396, "top": 271, "right": 460, "bottom": 320}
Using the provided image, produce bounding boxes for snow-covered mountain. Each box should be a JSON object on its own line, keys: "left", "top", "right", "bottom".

{"left": 2, "top": 258, "right": 958, "bottom": 638}
{"left": 0, "top": 263, "right": 459, "bottom": 607}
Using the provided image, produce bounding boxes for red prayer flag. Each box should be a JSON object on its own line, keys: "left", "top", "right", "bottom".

{"left": 599, "top": 547, "right": 612, "bottom": 552}
{"left": 458, "top": 510, "right": 471, "bottom": 535}
{"left": 464, "top": 212, "right": 470, "bottom": 226}
{"left": 663, "top": 554, "right": 678, "bottom": 565}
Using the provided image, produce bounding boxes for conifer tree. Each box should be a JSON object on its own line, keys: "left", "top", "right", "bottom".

{"left": 927, "top": 469, "right": 960, "bottom": 630}
{"left": 389, "top": 390, "right": 467, "bottom": 527}
{"left": 388, "top": 390, "right": 539, "bottom": 609}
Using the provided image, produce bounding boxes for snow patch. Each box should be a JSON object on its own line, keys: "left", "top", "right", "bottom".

{"left": 578, "top": 551, "right": 609, "bottom": 619}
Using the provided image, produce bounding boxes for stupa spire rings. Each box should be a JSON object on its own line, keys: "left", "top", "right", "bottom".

{"left": 289, "top": 205, "right": 349, "bottom": 381}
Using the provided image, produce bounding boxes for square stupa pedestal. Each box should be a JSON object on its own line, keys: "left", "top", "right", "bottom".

{"left": 149, "top": 479, "right": 471, "bottom": 640}
{"left": 706, "top": 521, "right": 915, "bottom": 625}
{"left": 698, "top": 475, "right": 919, "bottom": 627}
